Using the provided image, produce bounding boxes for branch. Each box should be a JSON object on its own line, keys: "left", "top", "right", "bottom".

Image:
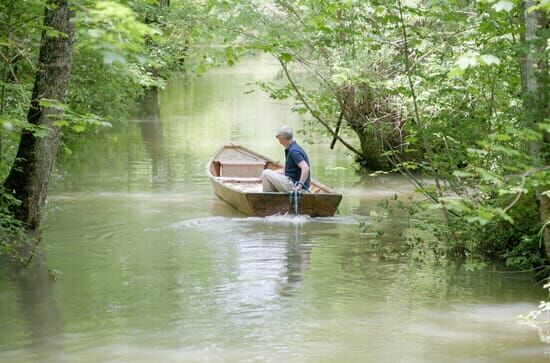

{"left": 278, "top": 57, "right": 364, "bottom": 158}
{"left": 397, "top": 1, "right": 459, "bottom": 222}
{"left": 330, "top": 108, "right": 344, "bottom": 149}
{"left": 504, "top": 166, "right": 550, "bottom": 213}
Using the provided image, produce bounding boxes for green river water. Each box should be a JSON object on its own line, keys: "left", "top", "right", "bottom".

{"left": 0, "top": 56, "right": 548, "bottom": 362}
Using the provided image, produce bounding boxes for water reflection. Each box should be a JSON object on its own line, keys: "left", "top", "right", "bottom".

{"left": 12, "top": 252, "right": 65, "bottom": 363}
{"left": 135, "top": 89, "right": 172, "bottom": 190}
{"left": 279, "top": 225, "right": 312, "bottom": 297}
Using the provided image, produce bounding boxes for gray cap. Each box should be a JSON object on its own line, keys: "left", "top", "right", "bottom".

{"left": 275, "top": 125, "right": 293, "bottom": 140}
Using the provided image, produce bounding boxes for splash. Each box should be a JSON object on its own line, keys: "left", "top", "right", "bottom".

{"left": 256, "top": 214, "right": 311, "bottom": 225}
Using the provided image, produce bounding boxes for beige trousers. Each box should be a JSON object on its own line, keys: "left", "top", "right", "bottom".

{"left": 261, "top": 169, "right": 295, "bottom": 192}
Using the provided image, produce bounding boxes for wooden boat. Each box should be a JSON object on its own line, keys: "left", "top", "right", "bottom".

{"left": 206, "top": 144, "right": 342, "bottom": 217}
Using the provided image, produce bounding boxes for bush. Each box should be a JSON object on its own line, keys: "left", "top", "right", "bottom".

{"left": 0, "top": 187, "right": 28, "bottom": 264}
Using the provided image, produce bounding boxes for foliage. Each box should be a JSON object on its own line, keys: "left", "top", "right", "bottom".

{"left": 205, "top": 0, "right": 549, "bottom": 267}
{"left": 0, "top": 0, "right": 547, "bottom": 269}
{"left": 0, "top": 186, "right": 28, "bottom": 264}
{"left": 206, "top": 0, "right": 409, "bottom": 169}
{"left": 0, "top": 0, "right": 219, "bottom": 169}
{"left": 0, "top": 0, "right": 210, "bottom": 258}
{"left": 219, "top": 0, "right": 550, "bottom": 268}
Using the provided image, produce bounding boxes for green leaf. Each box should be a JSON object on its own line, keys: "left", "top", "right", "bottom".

{"left": 490, "top": 133, "right": 511, "bottom": 141}
{"left": 279, "top": 53, "right": 292, "bottom": 63}
{"left": 492, "top": 0, "right": 514, "bottom": 12}
{"left": 475, "top": 168, "right": 504, "bottom": 186}
{"left": 39, "top": 98, "right": 67, "bottom": 111}
{"left": 45, "top": 28, "right": 66, "bottom": 38}
{"left": 466, "top": 216, "right": 491, "bottom": 226}
{"left": 72, "top": 124, "right": 86, "bottom": 133}
{"left": 196, "top": 63, "right": 207, "bottom": 75}
{"left": 331, "top": 73, "right": 348, "bottom": 84}
{"left": 493, "top": 208, "right": 513, "bottom": 223}
{"left": 453, "top": 170, "right": 473, "bottom": 178}
{"left": 52, "top": 120, "right": 69, "bottom": 128}
{"left": 498, "top": 186, "right": 527, "bottom": 196}
{"left": 456, "top": 54, "right": 478, "bottom": 70}
{"left": 527, "top": 0, "right": 550, "bottom": 12}
{"left": 479, "top": 54, "right": 500, "bottom": 66}
{"left": 448, "top": 67, "right": 465, "bottom": 78}
{"left": 103, "top": 51, "right": 126, "bottom": 65}
{"left": 538, "top": 123, "right": 550, "bottom": 132}
{"left": 442, "top": 198, "right": 471, "bottom": 213}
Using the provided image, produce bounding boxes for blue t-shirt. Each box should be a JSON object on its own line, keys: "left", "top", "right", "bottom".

{"left": 285, "top": 141, "right": 311, "bottom": 190}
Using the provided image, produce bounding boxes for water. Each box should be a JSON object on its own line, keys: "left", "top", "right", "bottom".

{"left": 0, "top": 55, "right": 547, "bottom": 362}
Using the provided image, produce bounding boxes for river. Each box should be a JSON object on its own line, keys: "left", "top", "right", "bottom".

{"left": 0, "top": 56, "right": 547, "bottom": 362}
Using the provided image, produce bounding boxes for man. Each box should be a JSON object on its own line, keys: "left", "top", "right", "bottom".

{"left": 261, "top": 125, "right": 311, "bottom": 193}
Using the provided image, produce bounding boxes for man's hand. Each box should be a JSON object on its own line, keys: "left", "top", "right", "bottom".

{"left": 293, "top": 181, "right": 304, "bottom": 192}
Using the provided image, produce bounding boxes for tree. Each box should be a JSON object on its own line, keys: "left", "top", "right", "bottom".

{"left": 520, "top": 0, "right": 550, "bottom": 252}
{"left": 3, "top": 0, "right": 76, "bottom": 229}
{"left": 209, "top": 0, "right": 549, "bottom": 267}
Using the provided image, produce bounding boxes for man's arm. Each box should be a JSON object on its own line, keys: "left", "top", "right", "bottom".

{"left": 296, "top": 161, "right": 309, "bottom": 189}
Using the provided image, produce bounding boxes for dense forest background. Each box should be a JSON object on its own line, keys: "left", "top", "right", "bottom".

{"left": 0, "top": 0, "right": 548, "bottom": 270}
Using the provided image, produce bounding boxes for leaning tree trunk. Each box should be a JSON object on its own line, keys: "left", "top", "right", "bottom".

{"left": 349, "top": 125, "right": 388, "bottom": 171}
{"left": 520, "top": 1, "right": 550, "bottom": 252}
{"left": 3, "top": 0, "right": 75, "bottom": 229}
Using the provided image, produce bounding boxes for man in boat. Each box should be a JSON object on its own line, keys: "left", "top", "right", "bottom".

{"left": 261, "top": 125, "right": 311, "bottom": 193}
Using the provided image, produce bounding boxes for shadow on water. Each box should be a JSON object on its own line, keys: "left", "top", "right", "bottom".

{"left": 10, "top": 249, "right": 65, "bottom": 363}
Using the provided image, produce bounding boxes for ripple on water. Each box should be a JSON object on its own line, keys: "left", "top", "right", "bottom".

{"left": 168, "top": 216, "right": 231, "bottom": 230}
{"left": 167, "top": 214, "right": 358, "bottom": 231}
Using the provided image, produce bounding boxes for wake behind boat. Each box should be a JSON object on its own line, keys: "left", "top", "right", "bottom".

{"left": 206, "top": 144, "right": 342, "bottom": 217}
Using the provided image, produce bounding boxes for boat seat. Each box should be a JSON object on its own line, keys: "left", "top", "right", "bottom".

{"left": 215, "top": 159, "right": 266, "bottom": 178}
{"left": 216, "top": 176, "right": 262, "bottom": 183}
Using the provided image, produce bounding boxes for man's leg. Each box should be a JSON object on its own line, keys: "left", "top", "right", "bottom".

{"left": 262, "top": 169, "right": 277, "bottom": 192}
{"left": 261, "top": 169, "right": 294, "bottom": 192}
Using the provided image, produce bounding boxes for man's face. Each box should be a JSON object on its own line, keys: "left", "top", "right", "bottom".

{"left": 276, "top": 134, "right": 286, "bottom": 147}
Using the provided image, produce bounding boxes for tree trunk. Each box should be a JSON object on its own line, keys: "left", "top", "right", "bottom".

{"left": 3, "top": 0, "right": 75, "bottom": 229}
{"left": 159, "top": 0, "right": 170, "bottom": 7}
{"left": 520, "top": 1, "right": 550, "bottom": 252}
{"left": 350, "top": 125, "right": 388, "bottom": 171}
